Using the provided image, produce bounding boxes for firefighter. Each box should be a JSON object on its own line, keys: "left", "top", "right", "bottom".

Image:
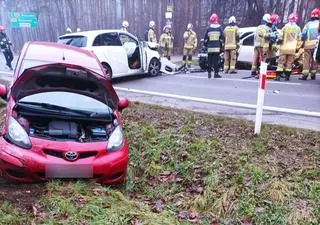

{"left": 0, "top": 26, "right": 14, "bottom": 70}
{"left": 251, "top": 14, "right": 274, "bottom": 76}
{"left": 203, "top": 14, "right": 224, "bottom": 78}
{"left": 182, "top": 23, "right": 197, "bottom": 68}
{"left": 223, "top": 16, "right": 239, "bottom": 74}
{"left": 269, "top": 14, "right": 280, "bottom": 64}
{"left": 300, "top": 8, "right": 320, "bottom": 80}
{"left": 275, "top": 13, "right": 301, "bottom": 81}
{"left": 121, "top": 20, "right": 129, "bottom": 32}
{"left": 160, "top": 25, "right": 174, "bottom": 60}
{"left": 76, "top": 27, "right": 81, "bottom": 32}
{"left": 65, "top": 27, "right": 72, "bottom": 34}
{"left": 147, "top": 20, "right": 157, "bottom": 43}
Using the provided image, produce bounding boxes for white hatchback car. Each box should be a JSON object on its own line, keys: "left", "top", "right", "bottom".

{"left": 58, "top": 30, "right": 161, "bottom": 78}
{"left": 237, "top": 27, "right": 256, "bottom": 64}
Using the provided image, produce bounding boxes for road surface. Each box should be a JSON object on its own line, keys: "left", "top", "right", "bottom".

{"left": 0, "top": 57, "right": 319, "bottom": 131}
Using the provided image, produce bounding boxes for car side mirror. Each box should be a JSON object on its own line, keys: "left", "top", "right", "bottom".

{"left": 118, "top": 98, "right": 129, "bottom": 111}
{"left": 0, "top": 84, "right": 7, "bottom": 101}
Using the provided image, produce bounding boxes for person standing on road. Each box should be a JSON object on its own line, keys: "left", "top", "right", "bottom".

{"left": 269, "top": 14, "right": 280, "bottom": 64}
{"left": 203, "top": 14, "right": 224, "bottom": 79}
{"left": 160, "top": 25, "right": 174, "bottom": 60}
{"left": 223, "top": 16, "right": 239, "bottom": 74}
{"left": 121, "top": 20, "right": 129, "bottom": 32}
{"left": 182, "top": 23, "right": 197, "bottom": 69}
{"left": 275, "top": 13, "right": 301, "bottom": 81}
{"left": 146, "top": 21, "right": 157, "bottom": 43}
{"left": 0, "top": 26, "right": 14, "bottom": 71}
{"left": 251, "top": 14, "right": 274, "bottom": 76}
{"left": 299, "top": 8, "right": 320, "bottom": 80}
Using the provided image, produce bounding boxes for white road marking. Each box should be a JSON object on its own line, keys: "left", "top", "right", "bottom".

{"left": 115, "top": 86, "right": 320, "bottom": 117}
{"left": 0, "top": 70, "right": 13, "bottom": 75}
{"left": 175, "top": 74, "right": 301, "bottom": 85}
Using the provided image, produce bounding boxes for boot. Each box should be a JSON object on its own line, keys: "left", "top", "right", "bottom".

{"left": 284, "top": 71, "right": 291, "bottom": 81}
{"left": 274, "top": 71, "right": 282, "bottom": 81}
{"left": 251, "top": 71, "right": 257, "bottom": 76}
{"left": 208, "top": 71, "right": 212, "bottom": 79}
{"left": 230, "top": 70, "right": 237, "bottom": 74}
{"left": 214, "top": 72, "right": 221, "bottom": 78}
{"left": 299, "top": 74, "right": 308, "bottom": 80}
{"left": 311, "top": 74, "right": 316, "bottom": 80}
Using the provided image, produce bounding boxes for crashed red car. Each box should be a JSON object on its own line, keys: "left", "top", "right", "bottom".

{"left": 0, "top": 42, "right": 129, "bottom": 184}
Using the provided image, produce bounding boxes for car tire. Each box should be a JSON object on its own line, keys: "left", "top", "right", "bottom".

{"left": 148, "top": 58, "right": 161, "bottom": 77}
{"left": 102, "top": 63, "right": 113, "bottom": 79}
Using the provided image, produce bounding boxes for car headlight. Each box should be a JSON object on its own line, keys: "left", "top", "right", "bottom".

{"left": 7, "top": 117, "right": 31, "bottom": 149}
{"left": 107, "top": 126, "right": 123, "bottom": 152}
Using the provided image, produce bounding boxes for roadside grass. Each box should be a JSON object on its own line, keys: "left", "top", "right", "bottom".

{"left": 0, "top": 102, "right": 319, "bottom": 224}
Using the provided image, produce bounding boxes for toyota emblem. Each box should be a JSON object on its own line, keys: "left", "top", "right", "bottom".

{"left": 64, "top": 151, "right": 79, "bottom": 161}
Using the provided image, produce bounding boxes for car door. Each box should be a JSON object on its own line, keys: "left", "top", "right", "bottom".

{"left": 238, "top": 33, "right": 255, "bottom": 63}
{"left": 119, "top": 33, "right": 143, "bottom": 75}
{"left": 89, "top": 32, "right": 129, "bottom": 76}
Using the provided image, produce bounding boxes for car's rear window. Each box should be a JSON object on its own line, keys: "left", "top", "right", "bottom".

{"left": 58, "top": 36, "right": 87, "bottom": 47}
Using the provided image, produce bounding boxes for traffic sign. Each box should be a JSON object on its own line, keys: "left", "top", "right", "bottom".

{"left": 8, "top": 12, "right": 38, "bottom": 28}
{"left": 167, "top": 4, "right": 173, "bottom": 12}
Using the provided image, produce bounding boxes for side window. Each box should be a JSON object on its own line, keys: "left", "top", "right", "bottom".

{"left": 119, "top": 34, "right": 138, "bottom": 46}
{"left": 242, "top": 35, "right": 254, "bottom": 46}
{"left": 92, "top": 33, "right": 122, "bottom": 46}
{"left": 58, "top": 36, "right": 87, "bottom": 47}
{"left": 240, "top": 32, "right": 253, "bottom": 40}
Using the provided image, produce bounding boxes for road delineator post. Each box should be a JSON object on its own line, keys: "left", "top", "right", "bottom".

{"left": 254, "top": 62, "right": 268, "bottom": 135}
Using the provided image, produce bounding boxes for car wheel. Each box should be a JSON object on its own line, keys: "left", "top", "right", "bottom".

{"left": 148, "top": 58, "right": 161, "bottom": 77}
{"left": 102, "top": 63, "right": 113, "bottom": 78}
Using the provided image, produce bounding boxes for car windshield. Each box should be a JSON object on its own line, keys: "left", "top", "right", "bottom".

{"left": 18, "top": 91, "right": 111, "bottom": 113}
{"left": 58, "top": 36, "right": 87, "bottom": 47}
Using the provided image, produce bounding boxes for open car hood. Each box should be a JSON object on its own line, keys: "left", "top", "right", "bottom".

{"left": 11, "top": 63, "right": 118, "bottom": 110}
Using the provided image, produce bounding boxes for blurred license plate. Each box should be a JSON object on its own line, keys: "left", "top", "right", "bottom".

{"left": 45, "top": 164, "right": 93, "bottom": 178}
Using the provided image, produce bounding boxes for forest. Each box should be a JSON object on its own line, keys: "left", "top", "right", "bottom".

{"left": 0, "top": 0, "right": 318, "bottom": 53}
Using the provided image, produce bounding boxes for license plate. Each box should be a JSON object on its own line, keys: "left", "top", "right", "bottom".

{"left": 45, "top": 164, "right": 93, "bottom": 178}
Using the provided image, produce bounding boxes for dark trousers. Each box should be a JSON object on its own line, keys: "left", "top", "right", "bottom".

{"left": 207, "top": 52, "right": 220, "bottom": 73}
{"left": 2, "top": 49, "right": 13, "bottom": 69}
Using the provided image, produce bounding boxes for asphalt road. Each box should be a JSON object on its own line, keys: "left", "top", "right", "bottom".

{"left": 0, "top": 57, "right": 319, "bottom": 131}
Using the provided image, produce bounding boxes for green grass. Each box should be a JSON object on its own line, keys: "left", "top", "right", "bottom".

{"left": 0, "top": 102, "right": 319, "bottom": 224}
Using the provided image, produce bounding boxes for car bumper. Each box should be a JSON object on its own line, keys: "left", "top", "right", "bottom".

{"left": 0, "top": 137, "right": 129, "bottom": 184}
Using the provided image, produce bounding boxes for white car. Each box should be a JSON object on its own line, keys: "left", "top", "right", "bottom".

{"left": 238, "top": 27, "right": 256, "bottom": 64}
{"left": 58, "top": 30, "right": 161, "bottom": 78}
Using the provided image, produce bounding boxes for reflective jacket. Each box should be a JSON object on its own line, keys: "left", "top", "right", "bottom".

{"left": 0, "top": 32, "right": 11, "bottom": 50}
{"left": 159, "top": 32, "right": 173, "bottom": 49}
{"left": 254, "top": 24, "right": 272, "bottom": 49}
{"left": 148, "top": 29, "right": 157, "bottom": 43}
{"left": 302, "top": 19, "right": 319, "bottom": 49}
{"left": 279, "top": 23, "right": 301, "bottom": 55}
{"left": 204, "top": 24, "right": 224, "bottom": 53}
{"left": 224, "top": 25, "right": 239, "bottom": 50}
{"left": 183, "top": 30, "right": 197, "bottom": 50}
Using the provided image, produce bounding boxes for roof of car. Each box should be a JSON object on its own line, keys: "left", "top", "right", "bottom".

{"left": 59, "top": 29, "right": 128, "bottom": 38}
{"left": 239, "top": 27, "right": 256, "bottom": 33}
{"left": 23, "top": 41, "right": 102, "bottom": 71}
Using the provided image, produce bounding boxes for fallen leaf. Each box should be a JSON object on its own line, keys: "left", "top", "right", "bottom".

{"left": 177, "top": 211, "right": 189, "bottom": 219}
{"left": 152, "top": 200, "right": 164, "bottom": 213}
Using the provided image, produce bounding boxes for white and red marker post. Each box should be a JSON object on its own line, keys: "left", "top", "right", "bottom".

{"left": 254, "top": 62, "right": 268, "bottom": 135}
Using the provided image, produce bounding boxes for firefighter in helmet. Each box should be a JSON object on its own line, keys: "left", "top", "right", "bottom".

{"left": 269, "top": 14, "right": 280, "bottom": 63}
{"left": 160, "top": 24, "right": 174, "bottom": 60}
{"left": 300, "top": 8, "right": 320, "bottom": 80}
{"left": 223, "top": 16, "right": 239, "bottom": 74}
{"left": 182, "top": 23, "right": 197, "bottom": 68}
{"left": 65, "top": 27, "right": 72, "bottom": 34}
{"left": 0, "top": 26, "right": 14, "bottom": 70}
{"left": 275, "top": 13, "right": 301, "bottom": 81}
{"left": 251, "top": 14, "right": 274, "bottom": 76}
{"left": 121, "top": 20, "right": 129, "bottom": 32}
{"left": 203, "top": 14, "right": 224, "bottom": 78}
{"left": 147, "top": 20, "right": 157, "bottom": 43}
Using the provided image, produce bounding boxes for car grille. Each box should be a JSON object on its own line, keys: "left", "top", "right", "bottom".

{"left": 43, "top": 149, "right": 98, "bottom": 160}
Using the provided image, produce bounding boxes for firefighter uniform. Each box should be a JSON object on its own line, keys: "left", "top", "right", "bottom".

{"left": 275, "top": 22, "right": 301, "bottom": 80}
{"left": 301, "top": 18, "right": 319, "bottom": 79}
{"left": 251, "top": 23, "right": 273, "bottom": 75}
{"left": 148, "top": 28, "right": 157, "bottom": 43}
{"left": 183, "top": 29, "right": 197, "bottom": 67}
{"left": 160, "top": 29, "right": 174, "bottom": 60}
{"left": 0, "top": 31, "right": 13, "bottom": 70}
{"left": 204, "top": 24, "right": 224, "bottom": 78}
{"left": 223, "top": 25, "right": 239, "bottom": 73}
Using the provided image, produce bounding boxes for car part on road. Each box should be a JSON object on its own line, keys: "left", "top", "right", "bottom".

{"left": 148, "top": 58, "right": 161, "bottom": 76}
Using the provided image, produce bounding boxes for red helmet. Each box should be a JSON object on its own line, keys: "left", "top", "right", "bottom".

{"left": 311, "top": 8, "right": 320, "bottom": 18}
{"left": 210, "top": 14, "right": 219, "bottom": 24}
{"left": 288, "top": 13, "right": 299, "bottom": 23}
{"left": 0, "top": 26, "right": 5, "bottom": 32}
{"left": 270, "top": 14, "right": 279, "bottom": 24}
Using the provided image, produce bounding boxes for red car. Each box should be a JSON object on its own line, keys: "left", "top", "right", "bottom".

{"left": 0, "top": 42, "right": 129, "bottom": 184}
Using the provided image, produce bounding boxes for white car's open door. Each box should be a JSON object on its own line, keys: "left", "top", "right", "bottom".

{"left": 140, "top": 42, "right": 148, "bottom": 72}
{"left": 238, "top": 33, "right": 255, "bottom": 63}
